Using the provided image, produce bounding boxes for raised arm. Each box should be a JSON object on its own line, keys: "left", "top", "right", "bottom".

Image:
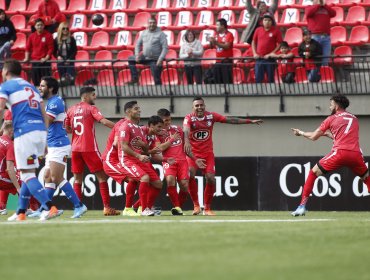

{"left": 291, "top": 127, "right": 325, "bottom": 141}
{"left": 225, "top": 117, "right": 263, "bottom": 125}
{"left": 100, "top": 118, "right": 115, "bottom": 129}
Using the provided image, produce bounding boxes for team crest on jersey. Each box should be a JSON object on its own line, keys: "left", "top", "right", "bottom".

{"left": 27, "top": 154, "right": 36, "bottom": 165}
{"left": 206, "top": 115, "right": 213, "bottom": 120}
{"left": 192, "top": 130, "right": 209, "bottom": 141}
{"left": 167, "top": 136, "right": 181, "bottom": 146}
{"left": 131, "top": 136, "right": 143, "bottom": 151}
{"left": 207, "top": 121, "right": 212, "bottom": 127}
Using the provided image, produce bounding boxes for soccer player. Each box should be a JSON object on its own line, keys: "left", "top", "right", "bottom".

{"left": 0, "top": 59, "right": 60, "bottom": 221}
{"left": 291, "top": 94, "right": 370, "bottom": 216}
{"left": 38, "top": 76, "right": 87, "bottom": 218}
{"left": 65, "top": 86, "right": 119, "bottom": 216}
{"left": 183, "top": 97, "right": 263, "bottom": 215}
{"left": 119, "top": 101, "right": 162, "bottom": 216}
{"left": 157, "top": 108, "right": 206, "bottom": 215}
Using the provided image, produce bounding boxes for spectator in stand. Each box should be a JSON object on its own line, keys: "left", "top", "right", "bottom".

{"left": 272, "top": 41, "right": 295, "bottom": 83}
{"left": 23, "top": 19, "right": 54, "bottom": 87}
{"left": 54, "top": 22, "right": 77, "bottom": 86}
{"left": 29, "top": 0, "right": 66, "bottom": 34}
{"left": 128, "top": 16, "right": 168, "bottom": 85}
{"left": 305, "top": 0, "right": 336, "bottom": 66}
{"left": 0, "top": 9, "right": 16, "bottom": 63}
{"left": 298, "top": 29, "right": 322, "bottom": 82}
{"left": 241, "top": 0, "right": 278, "bottom": 45}
{"left": 252, "top": 13, "right": 282, "bottom": 83}
{"left": 207, "top": 18, "right": 234, "bottom": 84}
{"left": 179, "top": 30, "right": 204, "bottom": 85}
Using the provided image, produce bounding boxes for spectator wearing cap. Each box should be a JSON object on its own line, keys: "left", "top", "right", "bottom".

{"left": 29, "top": 0, "right": 66, "bottom": 33}
{"left": 23, "top": 18, "right": 54, "bottom": 87}
{"left": 272, "top": 41, "right": 295, "bottom": 83}
{"left": 0, "top": 9, "right": 16, "bottom": 64}
{"left": 305, "top": 0, "right": 336, "bottom": 66}
{"left": 241, "top": 0, "right": 278, "bottom": 45}
{"left": 298, "top": 29, "right": 322, "bottom": 82}
{"left": 252, "top": 13, "right": 282, "bottom": 83}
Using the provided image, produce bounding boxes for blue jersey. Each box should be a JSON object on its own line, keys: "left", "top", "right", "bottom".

{"left": 46, "top": 95, "right": 70, "bottom": 147}
{"left": 0, "top": 78, "right": 45, "bottom": 138}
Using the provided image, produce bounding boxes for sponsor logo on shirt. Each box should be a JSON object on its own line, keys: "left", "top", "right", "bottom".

{"left": 192, "top": 130, "right": 210, "bottom": 141}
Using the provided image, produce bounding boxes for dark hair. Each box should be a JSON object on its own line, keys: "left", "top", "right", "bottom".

{"left": 280, "top": 41, "right": 289, "bottom": 48}
{"left": 148, "top": 115, "right": 164, "bottom": 126}
{"left": 124, "top": 100, "right": 138, "bottom": 112}
{"left": 0, "top": 9, "right": 7, "bottom": 18}
{"left": 35, "top": 18, "right": 44, "bottom": 25}
{"left": 193, "top": 96, "right": 204, "bottom": 102}
{"left": 41, "top": 76, "right": 59, "bottom": 94}
{"left": 80, "top": 86, "right": 95, "bottom": 96}
{"left": 157, "top": 108, "right": 171, "bottom": 117}
{"left": 3, "top": 59, "right": 21, "bottom": 76}
{"left": 148, "top": 16, "right": 157, "bottom": 22}
{"left": 330, "top": 94, "right": 350, "bottom": 109}
{"left": 256, "top": 1, "right": 266, "bottom": 8}
{"left": 184, "top": 30, "right": 196, "bottom": 43}
{"left": 216, "top": 18, "right": 228, "bottom": 29}
{"left": 83, "top": 78, "right": 98, "bottom": 86}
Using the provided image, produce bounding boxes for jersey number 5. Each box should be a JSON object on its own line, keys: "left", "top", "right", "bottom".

{"left": 25, "top": 87, "right": 39, "bottom": 109}
{"left": 73, "top": 116, "right": 84, "bottom": 136}
{"left": 343, "top": 117, "right": 353, "bottom": 134}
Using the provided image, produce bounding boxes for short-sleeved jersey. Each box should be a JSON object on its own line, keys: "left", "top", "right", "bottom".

{"left": 4, "top": 109, "right": 12, "bottom": 121}
{"left": 65, "top": 101, "right": 104, "bottom": 152}
{"left": 319, "top": 109, "right": 361, "bottom": 152}
{"left": 141, "top": 126, "right": 157, "bottom": 150}
{"left": 0, "top": 134, "right": 15, "bottom": 176}
{"left": 46, "top": 95, "right": 70, "bottom": 147}
{"left": 215, "top": 31, "right": 234, "bottom": 58}
{"left": 118, "top": 120, "right": 147, "bottom": 162}
{"left": 0, "top": 78, "right": 45, "bottom": 138}
{"left": 102, "top": 118, "right": 126, "bottom": 162}
{"left": 183, "top": 111, "right": 227, "bottom": 156}
{"left": 156, "top": 125, "right": 186, "bottom": 160}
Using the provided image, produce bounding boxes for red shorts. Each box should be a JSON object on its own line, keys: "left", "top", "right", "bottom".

{"left": 72, "top": 151, "right": 103, "bottom": 174}
{"left": 163, "top": 159, "right": 189, "bottom": 181}
{"left": 124, "top": 160, "right": 160, "bottom": 182}
{"left": 103, "top": 160, "right": 129, "bottom": 184}
{"left": 187, "top": 153, "right": 216, "bottom": 174}
{"left": 318, "top": 149, "right": 368, "bottom": 176}
{"left": 0, "top": 179, "right": 17, "bottom": 195}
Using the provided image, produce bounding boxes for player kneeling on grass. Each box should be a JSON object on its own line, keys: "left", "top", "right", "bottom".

{"left": 291, "top": 94, "right": 370, "bottom": 216}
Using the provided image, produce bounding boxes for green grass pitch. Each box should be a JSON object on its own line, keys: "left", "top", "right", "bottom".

{"left": 1, "top": 211, "right": 370, "bottom": 280}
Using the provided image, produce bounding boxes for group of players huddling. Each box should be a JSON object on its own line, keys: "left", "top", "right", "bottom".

{"left": 0, "top": 58, "right": 369, "bottom": 221}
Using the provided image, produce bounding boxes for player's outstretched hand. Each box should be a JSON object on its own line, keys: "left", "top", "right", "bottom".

{"left": 291, "top": 128, "right": 303, "bottom": 136}
{"left": 195, "top": 158, "right": 207, "bottom": 169}
{"left": 251, "top": 119, "right": 263, "bottom": 125}
{"left": 138, "top": 154, "right": 150, "bottom": 163}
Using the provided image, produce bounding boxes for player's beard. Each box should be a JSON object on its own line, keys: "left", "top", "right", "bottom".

{"left": 330, "top": 108, "right": 336, "bottom": 115}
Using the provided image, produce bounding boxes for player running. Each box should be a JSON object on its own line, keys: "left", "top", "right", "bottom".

{"left": 65, "top": 86, "right": 119, "bottom": 216}
{"left": 183, "top": 97, "right": 263, "bottom": 215}
{"left": 291, "top": 94, "right": 370, "bottom": 216}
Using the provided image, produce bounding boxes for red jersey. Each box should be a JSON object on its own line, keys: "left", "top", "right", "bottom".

{"left": 65, "top": 102, "right": 104, "bottom": 152}
{"left": 156, "top": 125, "right": 186, "bottom": 161}
{"left": 253, "top": 26, "right": 283, "bottom": 56}
{"left": 0, "top": 135, "right": 15, "bottom": 177}
{"left": 276, "top": 50, "right": 295, "bottom": 74}
{"left": 102, "top": 118, "right": 126, "bottom": 163}
{"left": 4, "top": 109, "right": 12, "bottom": 121}
{"left": 26, "top": 30, "right": 54, "bottom": 60}
{"left": 141, "top": 126, "right": 157, "bottom": 150}
{"left": 305, "top": 4, "right": 336, "bottom": 35}
{"left": 37, "top": 0, "right": 65, "bottom": 23}
{"left": 118, "top": 120, "right": 147, "bottom": 162}
{"left": 319, "top": 109, "right": 361, "bottom": 152}
{"left": 215, "top": 31, "right": 234, "bottom": 59}
{"left": 183, "top": 111, "right": 227, "bottom": 156}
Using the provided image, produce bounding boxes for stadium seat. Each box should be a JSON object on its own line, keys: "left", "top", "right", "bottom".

{"left": 117, "top": 69, "right": 132, "bottom": 85}
{"left": 150, "top": 0, "right": 172, "bottom": 11}
{"left": 228, "top": 28, "right": 240, "bottom": 45}
{"left": 330, "top": 7, "right": 344, "bottom": 26}
{"left": 93, "top": 50, "right": 113, "bottom": 68}
{"left": 156, "top": 11, "right": 173, "bottom": 27}
{"left": 106, "top": 12, "right": 128, "bottom": 32}
{"left": 75, "top": 50, "right": 90, "bottom": 68}
{"left": 333, "top": 46, "right": 353, "bottom": 65}
{"left": 65, "top": 0, "right": 87, "bottom": 15}
{"left": 164, "top": 49, "right": 178, "bottom": 66}
{"left": 23, "top": 0, "right": 42, "bottom": 16}
{"left": 172, "top": 30, "right": 187, "bottom": 50}
{"left": 343, "top": 25, "right": 369, "bottom": 46}
{"left": 163, "top": 30, "right": 175, "bottom": 46}
{"left": 170, "top": 0, "right": 192, "bottom": 11}
{"left": 342, "top": 6, "right": 366, "bottom": 26}
{"left": 7, "top": 0, "right": 26, "bottom": 15}
{"left": 101, "top": 0, "right": 127, "bottom": 12}
{"left": 70, "top": 14, "right": 88, "bottom": 32}
{"left": 114, "top": 50, "right": 134, "bottom": 67}
{"left": 233, "top": 10, "right": 250, "bottom": 28}
{"left": 330, "top": 26, "right": 347, "bottom": 46}
{"left": 126, "top": 0, "right": 148, "bottom": 13}
{"left": 0, "top": 0, "right": 5, "bottom": 9}
{"left": 10, "top": 15, "right": 30, "bottom": 33}
{"left": 325, "top": 0, "right": 340, "bottom": 5}
{"left": 106, "top": 31, "right": 132, "bottom": 50}
{"left": 278, "top": 0, "right": 295, "bottom": 9}
{"left": 191, "top": 0, "right": 214, "bottom": 11}
{"left": 361, "top": 13, "right": 370, "bottom": 26}
{"left": 161, "top": 68, "right": 179, "bottom": 85}
{"left": 85, "top": 13, "right": 108, "bottom": 31}
{"left": 199, "top": 29, "right": 216, "bottom": 46}
{"left": 11, "top": 51, "right": 25, "bottom": 61}
{"left": 84, "top": 31, "right": 110, "bottom": 50}
{"left": 295, "top": 67, "right": 308, "bottom": 83}
{"left": 359, "top": 0, "right": 370, "bottom": 7}
{"left": 129, "top": 31, "right": 143, "bottom": 50}
{"left": 201, "top": 49, "right": 217, "bottom": 68}
{"left": 338, "top": 0, "right": 362, "bottom": 7}
{"left": 86, "top": 0, "right": 107, "bottom": 13}
{"left": 125, "top": 12, "right": 151, "bottom": 31}
{"left": 73, "top": 32, "right": 88, "bottom": 49}
{"left": 193, "top": 11, "right": 215, "bottom": 29}
{"left": 97, "top": 69, "right": 115, "bottom": 86}
{"left": 11, "top": 32, "right": 26, "bottom": 51}
{"left": 212, "top": 0, "right": 235, "bottom": 11}
{"left": 233, "top": 67, "right": 246, "bottom": 84}
{"left": 139, "top": 68, "right": 155, "bottom": 85}
{"left": 294, "top": 0, "right": 316, "bottom": 8}
{"left": 218, "top": 10, "right": 236, "bottom": 26}
{"left": 320, "top": 66, "right": 335, "bottom": 83}
{"left": 75, "top": 70, "right": 95, "bottom": 86}
{"left": 284, "top": 27, "right": 302, "bottom": 47}
{"left": 167, "top": 11, "right": 194, "bottom": 31}
{"left": 278, "top": 8, "right": 301, "bottom": 27}
{"left": 54, "top": 0, "right": 66, "bottom": 10}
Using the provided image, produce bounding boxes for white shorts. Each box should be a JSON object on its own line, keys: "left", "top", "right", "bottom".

{"left": 45, "top": 145, "right": 71, "bottom": 168}
{"left": 14, "top": 130, "right": 47, "bottom": 170}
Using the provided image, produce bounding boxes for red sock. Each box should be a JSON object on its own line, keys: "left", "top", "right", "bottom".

{"left": 125, "top": 181, "right": 137, "bottom": 208}
{"left": 147, "top": 187, "right": 161, "bottom": 209}
{"left": 99, "top": 181, "right": 110, "bottom": 208}
{"left": 204, "top": 183, "right": 215, "bottom": 210}
{"left": 29, "top": 196, "right": 40, "bottom": 211}
{"left": 133, "top": 199, "right": 141, "bottom": 209}
{"left": 0, "top": 191, "right": 9, "bottom": 209}
{"left": 167, "top": 185, "right": 179, "bottom": 207}
{"left": 188, "top": 177, "right": 199, "bottom": 207}
{"left": 364, "top": 176, "right": 370, "bottom": 192}
{"left": 139, "top": 182, "right": 149, "bottom": 210}
{"left": 178, "top": 189, "right": 188, "bottom": 207}
{"left": 73, "top": 182, "right": 82, "bottom": 200}
{"left": 300, "top": 170, "right": 318, "bottom": 206}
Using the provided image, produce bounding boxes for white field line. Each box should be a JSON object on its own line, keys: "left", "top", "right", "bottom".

{"left": 0, "top": 218, "right": 334, "bottom": 225}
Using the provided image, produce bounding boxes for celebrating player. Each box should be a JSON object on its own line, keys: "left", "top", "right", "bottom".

{"left": 65, "top": 86, "right": 119, "bottom": 216}
{"left": 291, "top": 94, "right": 370, "bottom": 216}
{"left": 183, "top": 97, "right": 263, "bottom": 215}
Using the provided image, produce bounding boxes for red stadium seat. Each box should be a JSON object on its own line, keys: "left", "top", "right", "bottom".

{"left": 65, "top": 0, "right": 87, "bottom": 15}
{"left": 106, "top": 12, "right": 128, "bottom": 32}
{"left": 115, "top": 50, "right": 134, "bottom": 67}
{"left": 156, "top": 11, "right": 173, "bottom": 28}
{"left": 233, "top": 67, "right": 246, "bottom": 84}
{"left": 333, "top": 46, "right": 353, "bottom": 65}
{"left": 11, "top": 51, "right": 25, "bottom": 61}
{"left": 359, "top": 0, "right": 370, "bottom": 7}
{"left": 85, "top": 13, "right": 108, "bottom": 31}
{"left": 10, "top": 15, "right": 30, "bottom": 33}
{"left": 117, "top": 69, "right": 132, "bottom": 85}
{"left": 228, "top": 28, "right": 240, "bottom": 44}
{"left": 218, "top": 10, "right": 236, "bottom": 26}
{"left": 167, "top": 11, "right": 194, "bottom": 31}
{"left": 172, "top": 30, "right": 187, "bottom": 50}
{"left": 343, "top": 25, "right": 369, "bottom": 46}
{"left": 295, "top": 67, "right": 308, "bottom": 83}
{"left": 73, "top": 32, "right": 88, "bottom": 48}
{"left": 84, "top": 31, "right": 110, "bottom": 51}
{"left": 342, "top": 6, "right": 366, "bottom": 26}
{"left": 320, "top": 66, "right": 335, "bottom": 83}
{"left": 234, "top": 10, "right": 251, "bottom": 28}
{"left": 75, "top": 70, "right": 95, "bottom": 86}
{"left": 11, "top": 32, "right": 26, "bottom": 51}
{"left": 325, "top": 0, "right": 340, "bottom": 5}
{"left": 199, "top": 29, "right": 216, "bottom": 46}
{"left": 126, "top": 0, "right": 148, "bottom": 13}
{"left": 279, "top": 8, "right": 301, "bottom": 27}
{"left": 191, "top": 0, "right": 214, "bottom": 11}
{"left": 87, "top": 0, "right": 107, "bottom": 13}
{"left": 284, "top": 27, "right": 302, "bottom": 47}
{"left": 170, "top": 0, "right": 192, "bottom": 11}
{"left": 232, "top": 48, "right": 242, "bottom": 63}
{"left": 75, "top": 50, "right": 90, "bottom": 68}
{"left": 96, "top": 69, "right": 115, "bottom": 86}
{"left": 93, "top": 50, "right": 113, "bottom": 68}
{"left": 7, "top": 0, "right": 26, "bottom": 15}
{"left": 361, "top": 12, "right": 370, "bottom": 26}
{"left": 24, "top": 0, "right": 42, "bottom": 16}
{"left": 331, "top": 26, "right": 347, "bottom": 46}
{"left": 193, "top": 11, "right": 215, "bottom": 29}
{"left": 106, "top": 31, "right": 132, "bottom": 50}
{"left": 0, "top": 0, "right": 5, "bottom": 9}
{"left": 279, "top": 0, "right": 295, "bottom": 9}
{"left": 139, "top": 68, "right": 155, "bottom": 85}
{"left": 163, "top": 30, "right": 175, "bottom": 46}
{"left": 150, "top": 0, "right": 172, "bottom": 10}
{"left": 125, "top": 12, "right": 151, "bottom": 31}
{"left": 330, "top": 7, "right": 344, "bottom": 26}
{"left": 338, "top": 0, "right": 362, "bottom": 7}
{"left": 201, "top": 49, "right": 217, "bottom": 68}
{"left": 101, "top": 0, "right": 127, "bottom": 12}
{"left": 54, "top": 0, "right": 66, "bottom": 10}
{"left": 70, "top": 14, "right": 88, "bottom": 32}
{"left": 212, "top": 0, "right": 235, "bottom": 11}
{"left": 164, "top": 49, "right": 178, "bottom": 66}
{"left": 161, "top": 68, "right": 179, "bottom": 85}
{"left": 294, "top": 0, "right": 315, "bottom": 8}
